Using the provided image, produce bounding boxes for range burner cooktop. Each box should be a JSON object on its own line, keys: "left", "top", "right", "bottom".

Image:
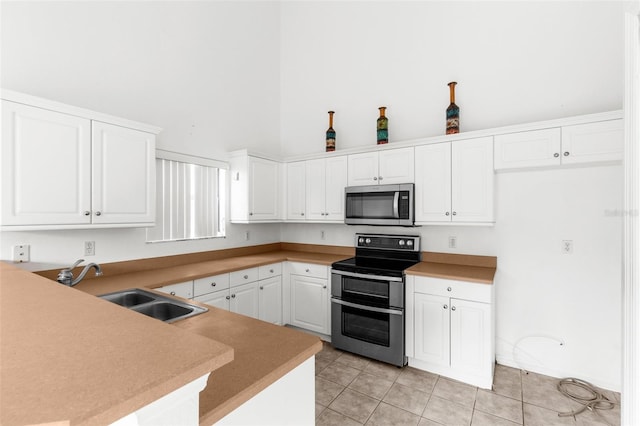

{"left": 331, "top": 233, "right": 421, "bottom": 278}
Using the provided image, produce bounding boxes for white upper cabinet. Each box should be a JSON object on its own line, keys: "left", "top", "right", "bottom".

{"left": 91, "top": 121, "right": 155, "bottom": 224}
{"left": 305, "top": 156, "right": 347, "bottom": 222}
{"left": 415, "top": 137, "right": 494, "bottom": 224}
{"left": 1, "top": 93, "right": 159, "bottom": 229}
{"left": 494, "top": 119, "right": 623, "bottom": 170}
{"left": 347, "top": 147, "right": 414, "bottom": 186}
{"left": 230, "top": 151, "right": 281, "bottom": 223}
{"left": 286, "top": 161, "right": 306, "bottom": 221}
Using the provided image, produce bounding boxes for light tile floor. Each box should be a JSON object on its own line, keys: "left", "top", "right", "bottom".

{"left": 315, "top": 342, "right": 621, "bottom": 426}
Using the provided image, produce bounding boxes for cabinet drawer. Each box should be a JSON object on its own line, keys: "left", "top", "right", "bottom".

{"left": 230, "top": 267, "right": 259, "bottom": 286}
{"left": 156, "top": 280, "right": 193, "bottom": 299}
{"left": 412, "top": 275, "right": 492, "bottom": 303}
{"left": 259, "top": 263, "right": 282, "bottom": 280}
{"left": 193, "top": 273, "right": 230, "bottom": 297}
{"left": 287, "top": 262, "right": 328, "bottom": 279}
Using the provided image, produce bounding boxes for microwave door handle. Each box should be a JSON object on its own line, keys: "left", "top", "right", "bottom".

{"left": 393, "top": 191, "right": 400, "bottom": 218}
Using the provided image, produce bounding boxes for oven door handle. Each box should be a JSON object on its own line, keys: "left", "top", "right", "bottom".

{"left": 331, "top": 269, "right": 404, "bottom": 282}
{"left": 331, "top": 298, "right": 403, "bottom": 316}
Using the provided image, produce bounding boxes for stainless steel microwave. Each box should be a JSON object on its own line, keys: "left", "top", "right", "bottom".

{"left": 344, "top": 183, "right": 415, "bottom": 226}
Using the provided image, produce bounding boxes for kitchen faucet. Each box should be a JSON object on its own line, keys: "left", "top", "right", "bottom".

{"left": 57, "top": 259, "right": 103, "bottom": 286}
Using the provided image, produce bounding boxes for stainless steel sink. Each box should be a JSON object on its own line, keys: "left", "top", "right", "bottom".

{"left": 98, "top": 288, "right": 207, "bottom": 323}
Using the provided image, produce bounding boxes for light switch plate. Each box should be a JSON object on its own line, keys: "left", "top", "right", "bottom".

{"left": 13, "top": 245, "right": 30, "bottom": 263}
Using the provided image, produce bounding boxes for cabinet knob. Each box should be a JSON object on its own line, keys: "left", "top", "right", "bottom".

{"left": 301, "top": 213, "right": 305, "bottom": 216}
{"left": 323, "top": 285, "right": 327, "bottom": 289}
{"left": 373, "top": 176, "right": 378, "bottom": 181}
{"left": 260, "top": 286, "right": 264, "bottom": 290}
{"left": 269, "top": 269, "right": 274, "bottom": 273}
{"left": 452, "top": 212, "right": 457, "bottom": 216}
{"left": 378, "top": 176, "right": 383, "bottom": 181}
{"left": 211, "top": 282, "right": 216, "bottom": 287}
{"left": 84, "top": 211, "right": 91, "bottom": 216}
{"left": 249, "top": 212, "right": 253, "bottom": 216}
{"left": 451, "top": 306, "right": 457, "bottom": 311}
{"left": 554, "top": 153, "right": 560, "bottom": 158}
{"left": 443, "top": 304, "right": 448, "bottom": 309}
{"left": 447, "top": 286, "right": 452, "bottom": 292}
{"left": 231, "top": 294, "right": 236, "bottom": 298}
{"left": 445, "top": 212, "right": 450, "bottom": 216}
{"left": 95, "top": 211, "right": 102, "bottom": 216}
{"left": 170, "top": 291, "right": 176, "bottom": 296}
{"left": 243, "top": 274, "right": 248, "bottom": 279}
{"left": 305, "top": 268, "right": 310, "bottom": 273}
{"left": 564, "top": 151, "right": 570, "bottom": 157}
{"left": 226, "top": 295, "right": 231, "bottom": 300}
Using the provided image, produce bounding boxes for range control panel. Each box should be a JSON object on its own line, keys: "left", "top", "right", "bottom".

{"left": 355, "top": 233, "right": 420, "bottom": 252}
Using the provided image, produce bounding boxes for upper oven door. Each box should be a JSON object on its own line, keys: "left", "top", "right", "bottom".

{"left": 331, "top": 269, "right": 404, "bottom": 308}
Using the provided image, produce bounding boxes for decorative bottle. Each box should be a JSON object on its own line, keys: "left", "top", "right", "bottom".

{"left": 377, "top": 106, "right": 388, "bottom": 144}
{"left": 326, "top": 111, "right": 336, "bottom": 152}
{"left": 446, "top": 82, "right": 459, "bottom": 134}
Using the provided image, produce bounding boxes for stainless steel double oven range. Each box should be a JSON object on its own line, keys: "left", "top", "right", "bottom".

{"left": 331, "top": 233, "right": 421, "bottom": 367}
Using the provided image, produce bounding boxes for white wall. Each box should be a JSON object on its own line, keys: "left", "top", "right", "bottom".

{"left": 280, "top": 1, "right": 624, "bottom": 156}
{"left": 0, "top": 1, "right": 283, "bottom": 269}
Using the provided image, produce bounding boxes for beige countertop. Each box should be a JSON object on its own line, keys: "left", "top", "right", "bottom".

{"left": 2, "top": 243, "right": 495, "bottom": 426}
{"left": 0, "top": 262, "right": 234, "bottom": 426}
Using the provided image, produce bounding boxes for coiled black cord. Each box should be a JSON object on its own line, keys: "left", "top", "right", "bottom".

{"left": 557, "top": 378, "right": 617, "bottom": 424}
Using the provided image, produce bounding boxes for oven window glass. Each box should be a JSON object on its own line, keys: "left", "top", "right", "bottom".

{"left": 342, "top": 305, "right": 390, "bottom": 346}
{"left": 342, "top": 277, "right": 389, "bottom": 306}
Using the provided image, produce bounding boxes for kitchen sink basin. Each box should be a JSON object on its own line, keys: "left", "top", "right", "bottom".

{"left": 98, "top": 288, "right": 207, "bottom": 323}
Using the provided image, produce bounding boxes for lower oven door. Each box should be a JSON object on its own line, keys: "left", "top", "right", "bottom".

{"left": 331, "top": 298, "right": 406, "bottom": 367}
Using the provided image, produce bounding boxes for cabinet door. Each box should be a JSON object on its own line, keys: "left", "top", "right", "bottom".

{"left": 1, "top": 101, "right": 92, "bottom": 225}
{"left": 414, "top": 293, "right": 450, "bottom": 367}
{"left": 248, "top": 157, "right": 280, "bottom": 220}
{"left": 290, "top": 274, "right": 328, "bottom": 334}
{"left": 259, "top": 276, "right": 282, "bottom": 325}
{"left": 494, "top": 128, "right": 562, "bottom": 170}
{"left": 305, "top": 158, "right": 326, "bottom": 221}
{"left": 451, "top": 137, "right": 494, "bottom": 222}
{"left": 286, "top": 161, "right": 306, "bottom": 220}
{"left": 415, "top": 143, "right": 452, "bottom": 222}
{"left": 378, "top": 147, "right": 414, "bottom": 184}
{"left": 561, "top": 119, "right": 623, "bottom": 164}
{"left": 157, "top": 281, "right": 193, "bottom": 299}
{"left": 193, "top": 289, "right": 230, "bottom": 311}
{"left": 347, "top": 152, "right": 379, "bottom": 186}
{"left": 230, "top": 282, "right": 260, "bottom": 319}
{"left": 324, "top": 156, "right": 348, "bottom": 221}
{"left": 450, "top": 298, "right": 491, "bottom": 375}
{"left": 92, "top": 121, "right": 155, "bottom": 224}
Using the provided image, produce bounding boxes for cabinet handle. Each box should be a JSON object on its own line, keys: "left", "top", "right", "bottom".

{"left": 373, "top": 176, "right": 378, "bottom": 181}
{"left": 211, "top": 282, "right": 216, "bottom": 287}
{"left": 170, "top": 291, "right": 176, "bottom": 296}
{"left": 226, "top": 295, "right": 230, "bottom": 300}
{"left": 95, "top": 211, "right": 102, "bottom": 216}
{"left": 451, "top": 306, "right": 457, "bottom": 311}
{"left": 84, "top": 211, "right": 91, "bottom": 216}
{"left": 231, "top": 294, "right": 236, "bottom": 298}
{"left": 244, "top": 275, "right": 248, "bottom": 279}
{"left": 554, "top": 153, "right": 560, "bottom": 158}
{"left": 445, "top": 212, "right": 450, "bottom": 216}
{"left": 447, "top": 287, "right": 452, "bottom": 292}
{"left": 564, "top": 151, "right": 570, "bottom": 157}
{"left": 260, "top": 286, "right": 264, "bottom": 290}
{"left": 443, "top": 304, "right": 448, "bottom": 309}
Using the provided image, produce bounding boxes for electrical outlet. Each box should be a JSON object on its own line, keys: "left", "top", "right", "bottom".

{"left": 321, "top": 230, "right": 326, "bottom": 240}
{"left": 448, "top": 236, "right": 457, "bottom": 249}
{"left": 12, "top": 245, "right": 30, "bottom": 263}
{"left": 244, "top": 231, "right": 250, "bottom": 241}
{"left": 84, "top": 241, "right": 95, "bottom": 256}
{"left": 562, "top": 240, "right": 573, "bottom": 254}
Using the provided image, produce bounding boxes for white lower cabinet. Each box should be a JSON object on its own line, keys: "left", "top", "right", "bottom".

{"left": 192, "top": 264, "right": 282, "bottom": 324}
{"left": 407, "top": 274, "right": 494, "bottom": 389}
{"left": 285, "top": 262, "right": 330, "bottom": 335}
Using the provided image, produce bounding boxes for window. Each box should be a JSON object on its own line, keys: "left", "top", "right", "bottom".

{"left": 146, "top": 150, "right": 226, "bottom": 242}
